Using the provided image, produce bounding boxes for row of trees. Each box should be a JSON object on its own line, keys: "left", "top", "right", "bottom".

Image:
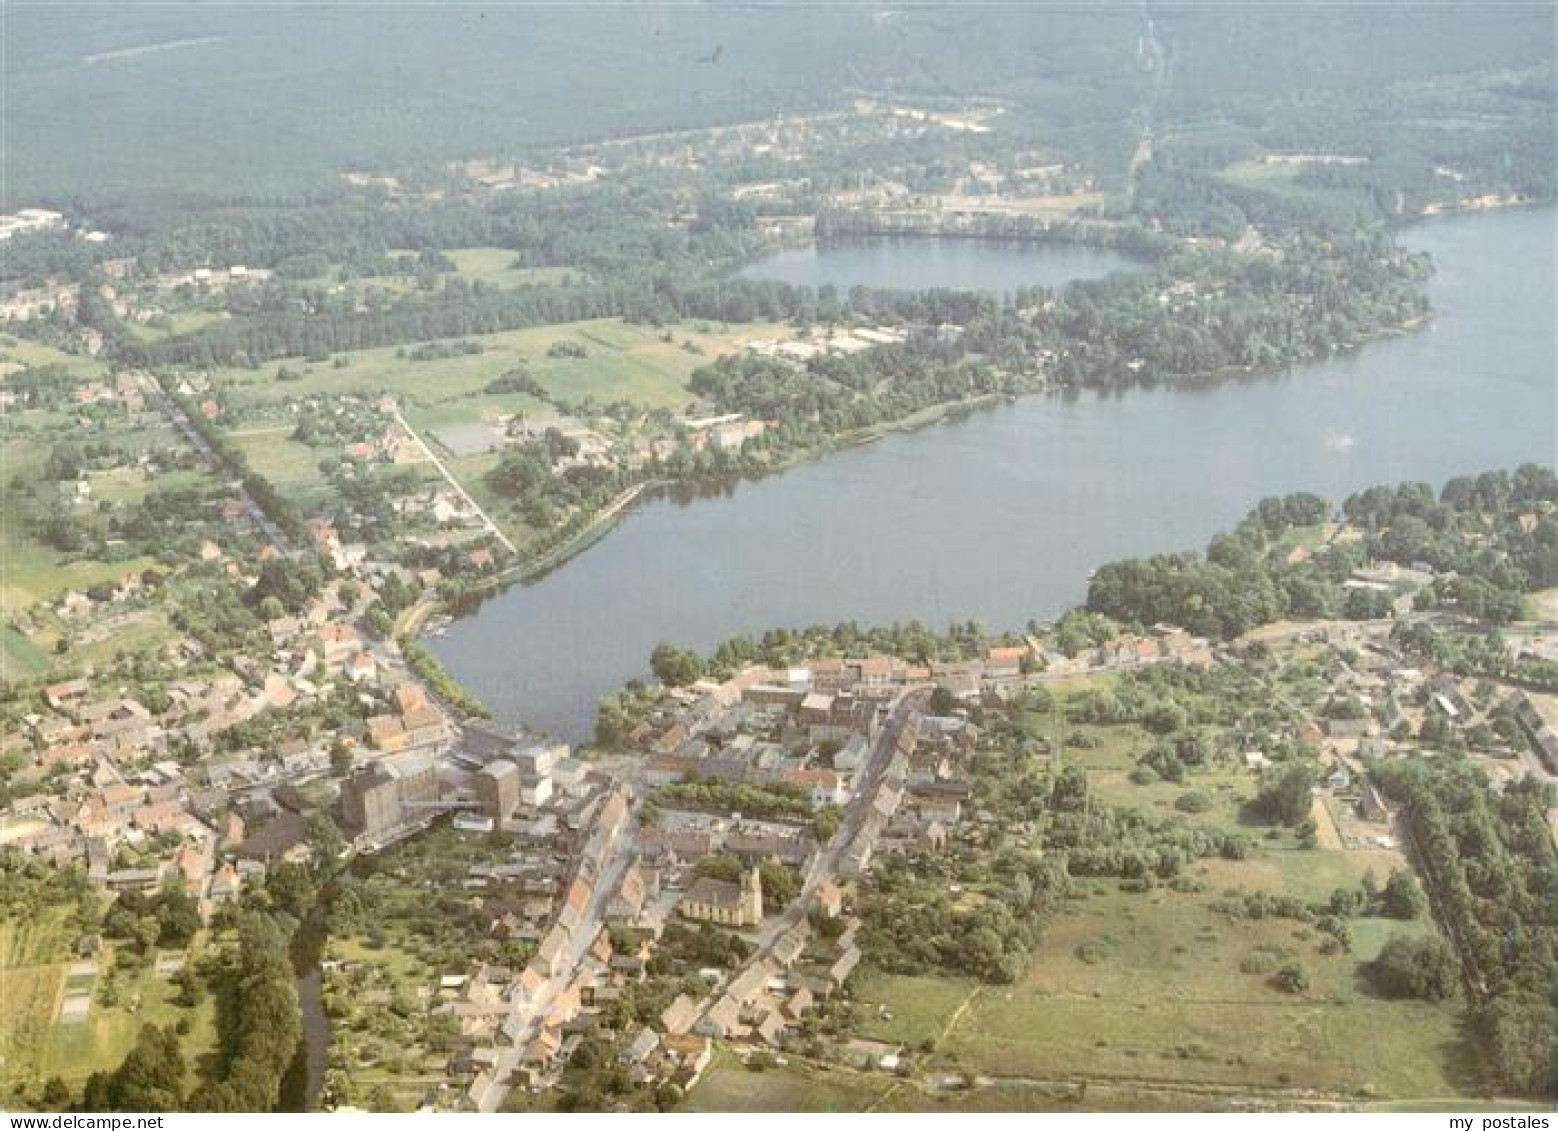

{"left": 1088, "top": 468, "right": 1558, "bottom": 639}
{"left": 1373, "top": 758, "right": 1556, "bottom": 1096}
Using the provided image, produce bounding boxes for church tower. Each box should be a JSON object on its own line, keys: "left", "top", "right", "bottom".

{"left": 741, "top": 865, "right": 764, "bottom": 925}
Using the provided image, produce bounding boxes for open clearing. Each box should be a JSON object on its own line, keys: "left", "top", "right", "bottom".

{"left": 937, "top": 883, "right": 1471, "bottom": 1103}
{"left": 1, "top": 915, "right": 218, "bottom": 1100}
{"left": 208, "top": 317, "right": 784, "bottom": 417}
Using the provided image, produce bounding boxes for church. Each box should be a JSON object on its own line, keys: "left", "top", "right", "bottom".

{"left": 678, "top": 865, "right": 764, "bottom": 928}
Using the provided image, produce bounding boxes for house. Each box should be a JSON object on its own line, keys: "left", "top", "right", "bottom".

{"left": 559, "top": 877, "right": 592, "bottom": 934}
{"left": 814, "top": 879, "right": 845, "bottom": 919}
{"left": 315, "top": 623, "right": 363, "bottom": 667}
{"left": 771, "top": 923, "right": 811, "bottom": 966}
{"left": 620, "top": 1026, "right": 660, "bottom": 1068}
{"left": 522, "top": 1027, "right": 563, "bottom": 1069}
{"left": 662, "top": 1033, "right": 712, "bottom": 1092}
{"left": 825, "top": 945, "right": 861, "bottom": 992}
{"left": 783, "top": 984, "right": 814, "bottom": 1021}
{"left": 506, "top": 966, "right": 545, "bottom": 1007}
{"left": 785, "top": 767, "right": 846, "bottom": 808}
{"left": 660, "top": 994, "right": 700, "bottom": 1036}
{"left": 532, "top": 926, "right": 570, "bottom": 977}
{"left": 752, "top": 1007, "right": 786, "bottom": 1046}
{"left": 43, "top": 679, "right": 90, "bottom": 712}
{"left": 234, "top": 810, "right": 311, "bottom": 864}
{"left": 1358, "top": 779, "right": 1390, "bottom": 821}
{"left": 694, "top": 994, "right": 742, "bottom": 1039}
{"left": 907, "top": 783, "right": 967, "bottom": 825}
{"left": 606, "top": 858, "right": 656, "bottom": 923}
{"left": 985, "top": 645, "right": 1027, "bottom": 679}
{"left": 367, "top": 715, "right": 409, "bottom": 753}
{"left": 464, "top": 1070, "right": 499, "bottom": 1112}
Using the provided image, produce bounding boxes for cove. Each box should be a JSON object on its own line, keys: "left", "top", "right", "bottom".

{"left": 430, "top": 207, "right": 1557, "bottom": 745}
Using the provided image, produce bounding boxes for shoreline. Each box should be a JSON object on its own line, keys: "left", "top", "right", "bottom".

{"left": 408, "top": 390, "right": 1019, "bottom": 682}
{"left": 408, "top": 303, "right": 1441, "bottom": 729}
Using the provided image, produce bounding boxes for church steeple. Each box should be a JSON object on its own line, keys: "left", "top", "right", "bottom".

{"left": 742, "top": 864, "right": 764, "bottom": 924}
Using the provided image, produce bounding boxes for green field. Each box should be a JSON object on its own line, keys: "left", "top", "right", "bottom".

{"left": 442, "top": 249, "right": 578, "bottom": 290}
{"left": 122, "top": 309, "right": 230, "bottom": 343}
{"left": 936, "top": 880, "right": 1473, "bottom": 1103}
{"left": 0, "top": 419, "right": 192, "bottom": 618}
{"left": 1, "top": 915, "right": 216, "bottom": 1103}
{"left": 691, "top": 831, "right": 1482, "bottom": 1112}
{"left": 1043, "top": 717, "right": 1257, "bottom": 837}
{"left": 228, "top": 428, "right": 329, "bottom": 491}
{"left": 0, "top": 527, "right": 157, "bottom": 618}
{"left": 682, "top": 1048, "right": 894, "bottom": 1113}
{"left": 1216, "top": 158, "right": 1380, "bottom": 218}
{"left": 0, "top": 337, "right": 106, "bottom": 379}
{"left": 852, "top": 971, "right": 981, "bottom": 1049}
{"left": 208, "top": 318, "right": 780, "bottom": 417}
{"left": 0, "top": 625, "right": 51, "bottom": 681}
{"left": 0, "top": 914, "right": 70, "bottom": 1093}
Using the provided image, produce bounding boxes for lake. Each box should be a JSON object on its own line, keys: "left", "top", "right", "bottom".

{"left": 431, "top": 208, "right": 1557, "bottom": 745}
{"left": 739, "top": 235, "right": 1139, "bottom": 291}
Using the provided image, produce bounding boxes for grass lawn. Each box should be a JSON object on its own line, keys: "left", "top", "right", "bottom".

{"left": 0, "top": 336, "right": 105, "bottom": 379}
{"left": 0, "top": 625, "right": 52, "bottom": 681}
{"left": 209, "top": 317, "right": 783, "bottom": 415}
{"left": 889, "top": 878, "right": 1479, "bottom": 1105}
{"left": 0, "top": 913, "right": 72, "bottom": 1094}
{"left": 1523, "top": 588, "right": 1558, "bottom": 620}
{"left": 229, "top": 429, "right": 328, "bottom": 489}
{"left": 0, "top": 525, "right": 157, "bottom": 616}
{"left": 442, "top": 248, "right": 579, "bottom": 289}
{"left": 122, "top": 309, "right": 229, "bottom": 342}
{"left": 852, "top": 970, "right": 981, "bottom": 1049}
{"left": 330, "top": 934, "right": 431, "bottom": 983}
{"left": 41, "top": 948, "right": 218, "bottom": 1091}
{"left": 1217, "top": 159, "right": 1378, "bottom": 216}
{"left": 1, "top": 918, "right": 216, "bottom": 1100}
{"left": 682, "top": 1048, "right": 893, "bottom": 1112}
{"left": 1041, "top": 716, "right": 1256, "bottom": 838}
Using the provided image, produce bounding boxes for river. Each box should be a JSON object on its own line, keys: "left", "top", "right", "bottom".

{"left": 430, "top": 207, "right": 1557, "bottom": 745}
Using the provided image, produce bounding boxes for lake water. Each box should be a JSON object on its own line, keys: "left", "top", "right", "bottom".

{"left": 739, "top": 235, "right": 1139, "bottom": 291}
{"left": 432, "top": 209, "right": 1557, "bottom": 744}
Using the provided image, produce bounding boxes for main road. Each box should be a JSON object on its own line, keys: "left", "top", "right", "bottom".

{"left": 694, "top": 687, "right": 928, "bottom": 1023}
{"left": 388, "top": 404, "right": 518, "bottom": 557}
{"left": 480, "top": 801, "right": 640, "bottom": 1111}
{"left": 148, "top": 375, "right": 296, "bottom": 556}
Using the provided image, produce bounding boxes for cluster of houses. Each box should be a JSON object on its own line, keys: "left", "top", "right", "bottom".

{"left": 394, "top": 637, "right": 1001, "bottom": 1107}
{"left": 431, "top": 781, "right": 637, "bottom": 1105}
{"left": 0, "top": 206, "right": 66, "bottom": 240}
{"left": 0, "top": 281, "right": 77, "bottom": 324}
{"left": 1236, "top": 623, "right": 1558, "bottom": 848}
{"left": 747, "top": 325, "right": 907, "bottom": 366}
{"left": 678, "top": 414, "right": 768, "bottom": 455}
{"left": 1038, "top": 623, "right": 1214, "bottom": 678}
{"left": 2, "top": 565, "right": 465, "bottom": 902}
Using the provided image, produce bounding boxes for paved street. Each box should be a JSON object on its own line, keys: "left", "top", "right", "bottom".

{"left": 481, "top": 805, "right": 639, "bottom": 1110}
{"left": 693, "top": 688, "right": 927, "bottom": 1025}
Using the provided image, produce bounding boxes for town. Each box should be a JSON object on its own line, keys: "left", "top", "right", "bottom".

{"left": 7, "top": 449, "right": 1557, "bottom": 1110}
{"left": 3, "top": 3, "right": 1556, "bottom": 1116}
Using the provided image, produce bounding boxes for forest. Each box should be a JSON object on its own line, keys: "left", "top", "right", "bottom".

{"left": 1372, "top": 759, "right": 1556, "bottom": 1096}
{"left": 1087, "top": 467, "right": 1558, "bottom": 639}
